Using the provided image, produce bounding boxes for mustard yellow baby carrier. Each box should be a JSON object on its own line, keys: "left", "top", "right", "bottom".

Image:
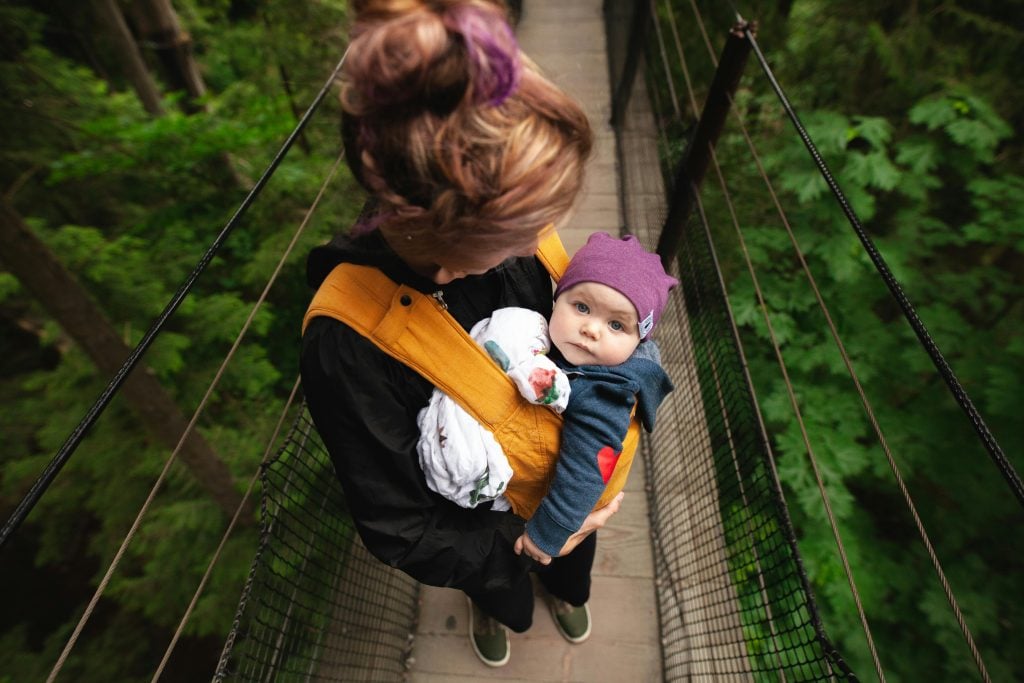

{"left": 302, "top": 231, "right": 641, "bottom": 519}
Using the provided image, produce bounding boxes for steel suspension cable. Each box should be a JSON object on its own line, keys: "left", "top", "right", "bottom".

{"left": 741, "top": 27, "right": 1022, "bottom": 509}
{"left": 684, "top": 4, "right": 994, "bottom": 679}
{"left": 650, "top": 2, "right": 787, "bottom": 673}
{"left": 661, "top": 5, "right": 882, "bottom": 676}
{"left": 151, "top": 375, "right": 303, "bottom": 682}
{"left": 709, "top": 144, "right": 886, "bottom": 680}
{"left": 149, "top": 134, "right": 340, "bottom": 671}
{"left": 46, "top": 148, "right": 347, "bottom": 682}
{"left": 0, "top": 48, "right": 349, "bottom": 550}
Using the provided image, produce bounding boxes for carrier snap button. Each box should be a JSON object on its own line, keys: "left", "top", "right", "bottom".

{"left": 400, "top": 294, "right": 412, "bottom": 306}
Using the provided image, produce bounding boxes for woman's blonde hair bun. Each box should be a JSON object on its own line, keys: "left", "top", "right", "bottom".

{"left": 343, "top": 0, "right": 519, "bottom": 116}
{"left": 340, "top": 1, "right": 594, "bottom": 269}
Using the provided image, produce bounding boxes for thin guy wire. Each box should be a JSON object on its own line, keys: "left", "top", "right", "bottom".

{"left": 687, "top": 4, "right": 994, "bottom": 677}
{"left": 150, "top": 376, "right": 302, "bottom": 682}
{"left": 642, "top": 33, "right": 776, "bottom": 674}
{"left": 684, "top": 2, "right": 888, "bottom": 676}
{"left": 617, "top": 50, "right": 697, "bottom": 675}
{"left": 613, "top": 42, "right": 678, "bottom": 682}
{"left": 709, "top": 142, "right": 885, "bottom": 681}
{"left": 663, "top": 15, "right": 847, "bottom": 671}
{"left": 690, "top": 192, "right": 840, "bottom": 679}
{"left": 626, "top": 5, "right": 848, "bottom": 674}
{"left": 658, "top": 4, "right": 786, "bottom": 674}
{"left": 0, "top": 47, "right": 350, "bottom": 550}
{"left": 688, "top": 0, "right": 715, "bottom": 59}
{"left": 650, "top": 0, "right": 682, "bottom": 121}
{"left": 634, "top": 21, "right": 794, "bottom": 671}
{"left": 665, "top": 0, "right": 701, "bottom": 118}
{"left": 47, "top": 148, "right": 346, "bottom": 683}
{"left": 725, "top": 67, "right": 993, "bottom": 683}
{"left": 745, "top": 24, "right": 1021, "bottom": 510}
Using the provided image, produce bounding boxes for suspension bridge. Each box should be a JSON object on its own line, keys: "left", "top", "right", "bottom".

{"left": 3, "top": 1, "right": 1019, "bottom": 681}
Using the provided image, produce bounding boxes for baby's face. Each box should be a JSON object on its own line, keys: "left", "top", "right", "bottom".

{"left": 549, "top": 282, "right": 641, "bottom": 366}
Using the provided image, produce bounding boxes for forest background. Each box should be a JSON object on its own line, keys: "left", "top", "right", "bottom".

{"left": 0, "top": 0, "right": 1020, "bottom": 681}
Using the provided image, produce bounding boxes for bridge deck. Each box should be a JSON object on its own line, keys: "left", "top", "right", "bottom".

{"left": 406, "top": 3, "right": 662, "bottom": 681}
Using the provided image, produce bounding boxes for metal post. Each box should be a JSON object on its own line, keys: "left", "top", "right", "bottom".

{"left": 609, "top": 0, "right": 652, "bottom": 128}
{"left": 656, "top": 21, "right": 754, "bottom": 267}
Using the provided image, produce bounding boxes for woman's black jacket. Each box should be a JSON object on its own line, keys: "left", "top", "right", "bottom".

{"left": 300, "top": 230, "right": 552, "bottom": 593}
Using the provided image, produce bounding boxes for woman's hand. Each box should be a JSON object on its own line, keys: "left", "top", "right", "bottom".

{"left": 515, "top": 533, "right": 552, "bottom": 565}
{"left": 514, "top": 492, "right": 625, "bottom": 563}
{"left": 557, "top": 491, "right": 624, "bottom": 556}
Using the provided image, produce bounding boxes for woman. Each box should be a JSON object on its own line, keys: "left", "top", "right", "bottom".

{"left": 300, "top": 0, "right": 622, "bottom": 667}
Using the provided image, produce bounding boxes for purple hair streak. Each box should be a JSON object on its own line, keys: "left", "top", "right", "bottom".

{"left": 444, "top": 4, "right": 521, "bottom": 106}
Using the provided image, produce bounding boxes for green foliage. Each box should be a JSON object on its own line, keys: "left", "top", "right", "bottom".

{"left": 2, "top": 0, "right": 1021, "bottom": 680}
{"left": 0, "top": 0, "right": 358, "bottom": 680}
{"left": 664, "top": 0, "right": 1024, "bottom": 679}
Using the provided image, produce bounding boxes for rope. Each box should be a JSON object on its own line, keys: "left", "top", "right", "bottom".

{"left": 684, "top": 3, "right": 995, "bottom": 679}
{"left": 653, "top": 3, "right": 787, "bottom": 673}
{"left": 724, "top": 70, "right": 995, "bottom": 683}
{"left": 150, "top": 376, "right": 302, "bottom": 682}
{"left": 46, "top": 144, "right": 346, "bottom": 682}
{"left": 680, "top": 2, "right": 889, "bottom": 677}
{"left": 742, "top": 27, "right": 1023, "bottom": 511}
{"left": 0, "top": 48, "right": 349, "bottom": 550}
{"left": 708, "top": 144, "right": 887, "bottom": 681}
{"left": 665, "top": 4, "right": 859, "bottom": 677}
{"left": 149, "top": 149, "right": 344, "bottom": 679}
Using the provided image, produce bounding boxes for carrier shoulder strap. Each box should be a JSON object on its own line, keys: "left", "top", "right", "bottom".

{"left": 302, "top": 230, "right": 570, "bottom": 429}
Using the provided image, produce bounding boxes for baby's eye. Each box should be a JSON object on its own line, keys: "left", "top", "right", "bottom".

{"left": 575, "top": 302, "right": 590, "bottom": 314}
{"left": 609, "top": 320, "right": 624, "bottom": 332}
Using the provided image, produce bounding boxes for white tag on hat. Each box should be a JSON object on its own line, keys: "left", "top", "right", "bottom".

{"left": 638, "top": 310, "right": 654, "bottom": 339}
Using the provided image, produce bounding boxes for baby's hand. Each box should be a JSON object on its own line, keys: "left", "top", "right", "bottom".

{"left": 514, "top": 533, "right": 552, "bottom": 565}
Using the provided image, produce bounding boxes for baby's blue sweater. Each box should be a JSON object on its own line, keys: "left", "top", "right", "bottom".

{"left": 525, "top": 343, "right": 674, "bottom": 556}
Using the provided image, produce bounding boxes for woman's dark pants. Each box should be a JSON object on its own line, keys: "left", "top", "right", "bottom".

{"left": 464, "top": 533, "right": 596, "bottom": 632}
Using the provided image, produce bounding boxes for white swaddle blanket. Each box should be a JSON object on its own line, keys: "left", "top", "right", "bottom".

{"left": 416, "top": 307, "right": 570, "bottom": 510}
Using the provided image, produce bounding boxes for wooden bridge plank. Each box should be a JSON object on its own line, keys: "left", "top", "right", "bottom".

{"left": 407, "top": 1, "right": 754, "bottom": 680}
{"left": 620, "top": 52, "right": 755, "bottom": 682}
{"left": 517, "top": 0, "right": 619, "bottom": 256}
{"left": 408, "top": 2, "right": 663, "bottom": 679}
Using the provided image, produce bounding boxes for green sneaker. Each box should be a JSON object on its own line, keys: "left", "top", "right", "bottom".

{"left": 547, "top": 597, "right": 592, "bottom": 643}
{"left": 467, "top": 598, "right": 510, "bottom": 667}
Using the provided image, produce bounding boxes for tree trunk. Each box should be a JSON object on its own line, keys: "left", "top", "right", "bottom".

{"left": 127, "top": 0, "right": 207, "bottom": 113}
{"left": 89, "top": 0, "right": 165, "bottom": 116}
{"left": 0, "top": 201, "right": 248, "bottom": 520}
{"left": 261, "top": 12, "right": 311, "bottom": 155}
{"left": 125, "top": 0, "right": 249, "bottom": 187}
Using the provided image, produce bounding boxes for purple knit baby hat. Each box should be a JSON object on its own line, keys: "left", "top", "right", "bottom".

{"left": 554, "top": 232, "right": 679, "bottom": 339}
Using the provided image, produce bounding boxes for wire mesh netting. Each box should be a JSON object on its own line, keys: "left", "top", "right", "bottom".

{"left": 214, "top": 2, "right": 855, "bottom": 680}
{"left": 606, "top": 0, "right": 853, "bottom": 679}
{"left": 214, "top": 406, "right": 419, "bottom": 682}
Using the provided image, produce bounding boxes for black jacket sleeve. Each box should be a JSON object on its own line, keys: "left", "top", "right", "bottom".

{"left": 300, "top": 315, "right": 535, "bottom": 593}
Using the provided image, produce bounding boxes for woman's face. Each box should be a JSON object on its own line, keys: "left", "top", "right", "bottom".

{"left": 403, "top": 235, "right": 544, "bottom": 282}
{"left": 427, "top": 238, "right": 542, "bottom": 284}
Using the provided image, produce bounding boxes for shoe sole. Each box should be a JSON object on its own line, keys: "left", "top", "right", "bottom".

{"left": 549, "top": 601, "right": 592, "bottom": 644}
{"left": 467, "top": 597, "right": 511, "bottom": 667}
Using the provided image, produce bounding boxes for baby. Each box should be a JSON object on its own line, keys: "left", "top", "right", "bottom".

{"left": 417, "top": 232, "right": 678, "bottom": 561}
